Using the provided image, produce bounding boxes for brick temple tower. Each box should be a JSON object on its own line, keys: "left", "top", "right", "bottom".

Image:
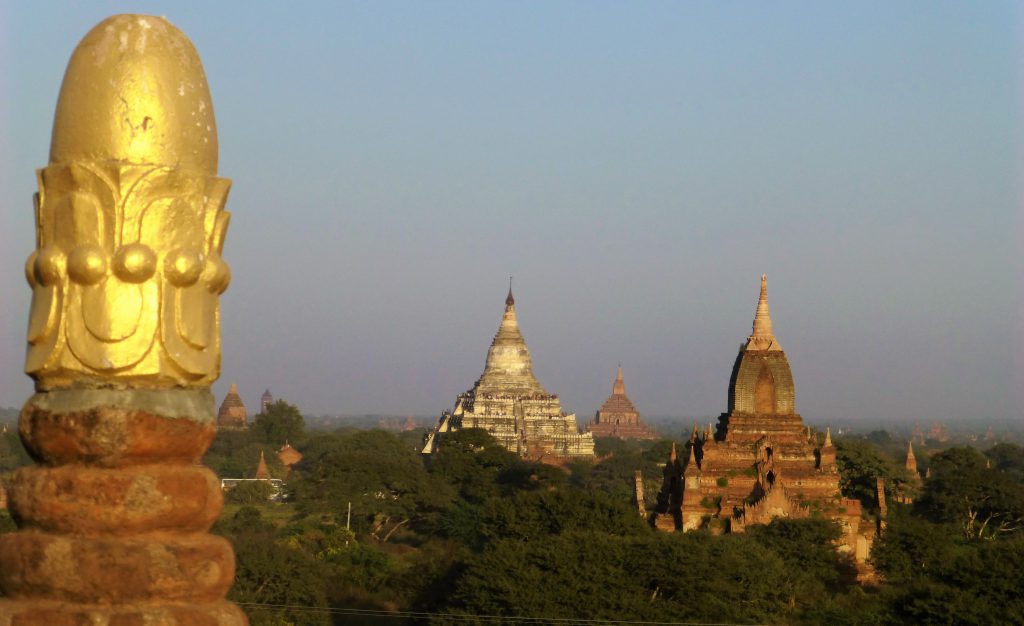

{"left": 587, "top": 366, "right": 657, "bottom": 439}
{"left": 218, "top": 383, "right": 248, "bottom": 429}
{"left": 656, "top": 275, "right": 874, "bottom": 566}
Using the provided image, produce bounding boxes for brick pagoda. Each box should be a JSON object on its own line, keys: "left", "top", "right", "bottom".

{"left": 587, "top": 366, "right": 657, "bottom": 440}
{"left": 657, "top": 275, "right": 874, "bottom": 564}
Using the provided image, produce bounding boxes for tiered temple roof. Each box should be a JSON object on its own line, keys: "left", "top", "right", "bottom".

{"left": 217, "top": 383, "right": 248, "bottom": 429}
{"left": 587, "top": 366, "right": 657, "bottom": 440}
{"left": 277, "top": 442, "right": 303, "bottom": 470}
{"left": 423, "top": 287, "right": 595, "bottom": 460}
{"left": 656, "top": 275, "right": 875, "bottom": 569}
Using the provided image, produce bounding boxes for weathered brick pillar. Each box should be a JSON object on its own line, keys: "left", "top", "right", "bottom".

{"left": 0, "top": 15, "right": 247, "bottom": 625}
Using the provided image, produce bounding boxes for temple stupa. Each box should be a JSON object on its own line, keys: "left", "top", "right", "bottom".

{"left": 656, "top": 275, "right": 875, "bottom": 567}
{"left": 217, "top": 383, "right": 248, "bottom": 429}
{"left": 423, "top": 286, "right": 595, "bottom": 460}
{"left": 587, "top": 366, "right": 657, "bottom": 439}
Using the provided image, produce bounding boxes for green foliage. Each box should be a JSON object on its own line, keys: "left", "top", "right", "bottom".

{"left": 473, "top": 489, "right": 648, "bottom": 547}
{"left": 569, "top": 437, "right": 672, "bottom": 508}
{"left": 700, "top": 495, "right": 722, "bottom": 509}
{"left": 986, "top": 443, "right": 1024, "bottom": 481}
{"left": 214, "top": 507, "right": 331, "bottom": 625}
{"left": 204, "top": 430, "right": 286, "bottom": 479}
{"left": 834, "top": 437, "right": 909, "bottom": 510}
{"left": 430, "top": 428, "right": 517, "bottom": 503}
{"left": 445, "top": 531, "right": 798, "bottom": 624}
{"left": 716, "top": 476, "right": 729, "bottom": 487}
{"left": 0, "top": 430, "right": 31, "bottom": 473}
{"left": 327, "top": 542, "right": 394, "bottom": 590}
{"left": 0, "top": 510, "right": 16, "bottom": 534}
{"left": 915, "top": 446, "right": 1024, "bottom": 538}
{"left": 871, "top": 507, "right": 958, "bottom": 584}
{"left": 877, "top": 535, "right": 1024, "bottom": 625}
{"left": 252, "top": 399, "right": 307, "bottom": 446}
{"left": 290, "top": 429, "right": 454, "bottom": 540}
{"left": 225, "top": 480, "right": 275, "bottom": 505}
{"left": 496, "top": 460, "right": 567, "bottom": 492}
{"left": 748, "top": 518, "right": 853, "bottom": 603}
{"left": 230, "top": 540, "right": 330, "bottom": 624}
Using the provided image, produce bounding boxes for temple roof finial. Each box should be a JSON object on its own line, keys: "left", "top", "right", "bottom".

{"left": 747, "top": 273, "right": 781, "bottom": 351}
{"left": 506, "top": 276, "right": 514, "bottom": 307}
{"left": 255, "top": 450, "right": 270, "bottom": 480}
{"left": 669, "top": 441, "right": 677, "bottom": 463}
{"left": 613, "top": 364, "right": 625, "bottom": 395}
{"left": 823, "top": 427, "right": 833, "bottom": 448}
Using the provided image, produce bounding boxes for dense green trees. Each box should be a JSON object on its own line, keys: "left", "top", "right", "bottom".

{"left": 203, "top": 398, "right": 306, "bottom": 479}
{"left": 6, "top": 415, "right": 1024, "bottom": 624}
{"left": 915, "top": 446, "right": 1024, "bottom": 538}
{"left": 445, "top": 524, "right": 854, "bottom": 625}
{"left": 0, "top": 429, "right": 31, "bottom": 473}
{"left": 290, "top": 429, "right": 454, "bottom": 540}
{"left": 252, "top": 399, "right": 307, "bottom": 446}
{"left": 216, "top": 507, "right": 332, "bottom": 626}
{"left": 225, "top": 479, "right": 276, "bottom": 505}
{"left": 835, "top": 437, "right": 915, "bottom": 510}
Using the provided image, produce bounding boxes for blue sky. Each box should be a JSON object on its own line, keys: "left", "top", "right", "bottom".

{"left": 0, "top": 2, "right": 1020, "bottom": 425}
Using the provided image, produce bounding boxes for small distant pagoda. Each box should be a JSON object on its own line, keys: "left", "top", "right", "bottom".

{"left": 587, "top": 366, "right": 657, "bottom": 440}
{"left": 254, "top": 451, "right": 271, "bottom": 480}
{"left": 423, "top": 285, "right": 595, "bottom": 460}
{"left": 277, "top": 442, "right": 303, "bottom": 475}
{"left": 217, "top": 383, "right": 248, "bottom": 429}
{"left": 905, "top": 440, "right": 920, "bottom": 481}
{"left": 260, "top": 389, "right": 274, "bottom": 414}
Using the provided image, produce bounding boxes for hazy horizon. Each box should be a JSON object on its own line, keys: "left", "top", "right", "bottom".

{"left": 1, "top": 2, "right": 1020, "bottom": 424}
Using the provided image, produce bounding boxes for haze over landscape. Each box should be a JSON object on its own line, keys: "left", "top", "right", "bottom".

{"left": 0, "top": 1, "right": 1019, "bottom": 424}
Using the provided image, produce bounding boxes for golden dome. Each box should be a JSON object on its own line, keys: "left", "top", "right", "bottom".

{"left": 50, "top": 14, "right": 218, "bottom": 173}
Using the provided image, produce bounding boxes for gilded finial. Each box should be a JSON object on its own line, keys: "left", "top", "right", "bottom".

{"left": 24, "top": 15, "right": 231, "bottom": 390}
{"left": 747, "top": 273, "right": 781, "bottom": 351}
{"left": 506, "top": 276, "right": 514, "bottom": 307}
{"left": 823, "top": 427, "right": 833, "bottom": 448}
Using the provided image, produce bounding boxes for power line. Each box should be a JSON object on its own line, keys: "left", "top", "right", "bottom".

{"left": 236, "top": 602, "right": 765, "bottom": 625}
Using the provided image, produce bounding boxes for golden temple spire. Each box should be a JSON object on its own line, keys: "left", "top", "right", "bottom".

{"left": 823, "top": 427, "right": 833, "bottom": 448}
{"left": 612, "top": 365, "right": 625, "bottom": 395}
{"left": 747, "top": 274, "right": 781, "bottom": 351}
{"left": 669, "top": 441, "right": 677, "bottom": 463}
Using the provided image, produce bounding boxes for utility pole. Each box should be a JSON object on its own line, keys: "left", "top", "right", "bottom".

{"left": 346, "top": 501, "right": 352, "bottom": 546}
